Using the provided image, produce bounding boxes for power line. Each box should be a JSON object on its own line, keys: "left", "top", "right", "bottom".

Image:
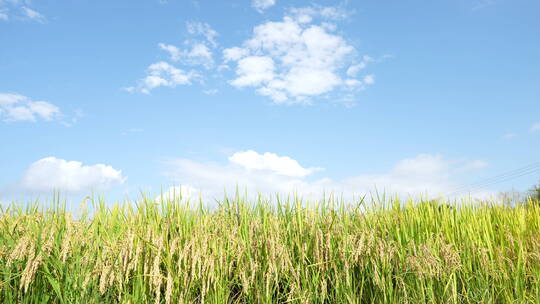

{"left": 446, "top": 165, "right": 540, "bottom": 197}
{"left": 446, "top": 162, "right": 540, "bottom": 192}
{"left": 447, "top": 167, "right": 540, "bottom": 197}
{"left": 446, "top": 162, "right": 540, "bottom": 194}
{"left": 445, "top": 161, "right": 540, "bottom": 197}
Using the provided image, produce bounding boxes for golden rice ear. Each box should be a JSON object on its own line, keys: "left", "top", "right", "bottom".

{"left": 78, "top": 196, "right": 91, "bottom": 213}
{"left": 1, "top": 193, "right": 539, "bottom": 302}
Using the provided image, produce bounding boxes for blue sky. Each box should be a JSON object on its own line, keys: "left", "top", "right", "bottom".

{"left": 1, "top": 0, "right": 539, "bottom": 203}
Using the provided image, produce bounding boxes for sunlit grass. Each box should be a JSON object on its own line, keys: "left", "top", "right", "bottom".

{"left": 1, "top": 194, "right": 539, "bottom": 303}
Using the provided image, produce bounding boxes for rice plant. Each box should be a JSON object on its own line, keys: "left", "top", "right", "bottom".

{"left": 1, "top": 194, "right": 539, "bottom": 303}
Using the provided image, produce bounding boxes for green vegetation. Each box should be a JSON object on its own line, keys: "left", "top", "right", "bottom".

{"left": 1, "top": 195, "right": 540, "bottom": 303}
{"left": 529, "top": 181, "right": 540, "bottom": 201}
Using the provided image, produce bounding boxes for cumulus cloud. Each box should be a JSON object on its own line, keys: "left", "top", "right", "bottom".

{"left": 184, "top": 43, "right": 214, "bottom": 67}
{"left": 252, "top": 0, "right": 276, "bottom": 13}
{"left": 18, "top": 157, "right": 126, "bottom": 194}
{"left": 0, "top": 93, "right": 61, "bottom": 122}
{"left": 222, "top": 6, "right": 373, "bottom": 104}
{"left": 229, "top": 150, "right": 321, "bottom": 177}
{"left": 530, "top": 122, "right": 540, "bottom": 132}
{"left": 223, "top": 47, "right": 250, "bottom": 62}
{"left": 164, "top": 151, "right": 492, "bottom": 202}
{"left": 229, "top": 56, "right": 275, "bottom": 87}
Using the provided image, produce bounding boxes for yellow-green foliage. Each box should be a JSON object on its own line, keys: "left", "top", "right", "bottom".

{"left": 1, "top": 195, "right": 540, "bottom": 303}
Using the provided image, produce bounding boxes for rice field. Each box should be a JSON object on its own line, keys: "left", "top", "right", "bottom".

{"left": 1, "top": 194, "right": 539, "bottom": 303}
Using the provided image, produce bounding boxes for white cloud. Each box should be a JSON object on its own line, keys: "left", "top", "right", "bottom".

{"left": 156, "top": 185, "right": 199, "bottom": 202}
{"left": 164, "top": 157, "right": 317, "bottom": 200}
{"left": 0, "top": 1, "right": 44, "bottom": 22}
{"left": 288, "top": 5, "right": 350, "bottom": 23}
{"left": 230, "top": 56, "right": 275, "bottom": 87}
{"left": 472, "top": 0, "right": 495, "bottom": 11}
{"left": 0, "top": 93, "right": 61, "bottom": 122}
{"left": 21, "top": 6, "right": 44, "bottom": 22}
{"left": 184, "top": 43, "right": 214, "bottom": 67}
{"left": 223, "top": 6, "right": 373, "bottom": 104}
{"left": 340, "top": 154, "right": 451, "bottom": 196}
{"left": 252, "top": 0, "right": 276, "bottom": 13}
{"left": 203, "top": 89, "right": 218, "bottom": 95}
{"left": 530, "top": 122, "right": 540, "bottom": 132}
{"left": 18, "top": 157, "right": 126, "bottom": 194}
{"left": 346, "top": 56, "right": 374, "bottom": 77}
{"left": 223, "top": 47, "right": 249, "bottom": 62}
{"left": 229, "top": 150, "right": 320, "bottom": 177}
{"left": 127, "top": 62, "right": 196, "bottom": 94}
{"left": 130, "top": 22, "right": 218, "bottom": 93}
{"left": 503, "top": 132, "right": 517, "bottom": 139}
{"left": 186, "top": 22, "right": 218, "bottom": 47}
{"left": 159, "top": 42, "right": 214, "bottom": 68}
{"left": 164, "top": 151, "right": 493, "bottom": 202}
{"left": 346, "top": 63, "right": 366, "bottom": 77}
{"left": 363, "top": 74, "right": 375, "bottom": 85}
{"left": 144, "top": 62, "right": 193, "bottom": 89}
{"left": 462, "top": 160, "right": 489, "bottom": 170}
{"left": 158, "top": 43, "right": 182, "bottom": 61}
{"left": 121, "top": 128, "right": 144, "bottom": 136}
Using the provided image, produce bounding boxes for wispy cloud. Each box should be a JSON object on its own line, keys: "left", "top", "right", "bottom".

{"left": 0, "top": 1, "right": 45, "bottom": 22}
{"left": 0, "top": 10, "right": 8, "bottom": 21}
{"left": 21, "top": 6, "right": 45, "bottom": 22}
{"left": 203, "top": 89, "right": 218, "bottom": 95}
{"left": 531, "top": 122, "right": 540, "bottom": 132}
{"left": 186, "top": 21, "right": 218, "bottom": 47}
{"left": 503, "top": 132, "right": 517, "bottom": 140}
{"left": 127, "top": 22, "right": 218, "bottom": 93}
{"left": 121, "top": 128, "right": 144, "bottom": 136}
{"left": 0, "top": 93, "right": 61, "bottom": 122}
{"left": 471, "top": 0, "right": 495, "bottom": 11}
{"left": 251, "top": 0, "right": 276, "bottom": 13}
{"left": 159, "top": 22, "right": 218, "bottom": 68}
{"left": 163, "top": 150, "right": 493, "bottom": 202}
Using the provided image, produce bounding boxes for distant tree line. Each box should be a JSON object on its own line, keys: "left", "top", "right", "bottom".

{"left": 529, "top": 181, "right": 540, "bottom": 201}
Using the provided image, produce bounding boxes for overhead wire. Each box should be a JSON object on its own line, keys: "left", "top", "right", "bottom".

{"left": 444, "top": 161, "right": 540, "bottom": 197}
